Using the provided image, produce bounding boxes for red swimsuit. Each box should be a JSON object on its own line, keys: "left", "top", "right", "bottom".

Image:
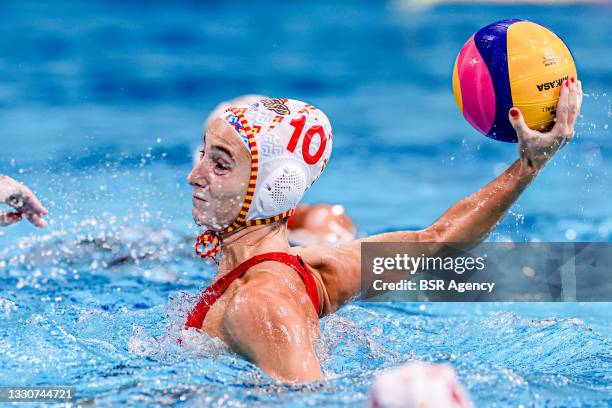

{"left": 185, "top": 252, "right": 322, "bottom": 329}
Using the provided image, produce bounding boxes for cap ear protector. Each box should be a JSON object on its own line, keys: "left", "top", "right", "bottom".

{"left": 255, "top": 161, "right": 308, "bottom": 218}
{"left": 195, "top": 98, "right": 333, "bottom": 263}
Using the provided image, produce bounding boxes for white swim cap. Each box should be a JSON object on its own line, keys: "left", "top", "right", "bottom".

{"left": 367, "top": 362, "right": 473, "bottom": 408}
{"left": 195, "top": 97, "right": 333, "bottom": 261}
{"left": 194, "top": 95, "right": 266, "bottom": 167}
{"left": 205, "top": 94, "right": 265, "bottom": 128}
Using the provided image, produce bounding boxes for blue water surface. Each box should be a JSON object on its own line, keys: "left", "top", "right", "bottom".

{"left": 0, "top": 1, "right": 611, "bottom": 407}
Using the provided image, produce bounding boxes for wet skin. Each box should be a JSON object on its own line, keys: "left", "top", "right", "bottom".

{"left": 0, "top": 176, "right": 48, "bottom": 227}
{"left": 187, "top": 80, "right": 582, "bottom": 382}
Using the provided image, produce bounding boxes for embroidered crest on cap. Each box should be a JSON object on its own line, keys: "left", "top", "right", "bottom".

{"left": 261, "top": 98, "right": 291, "bottom": 115}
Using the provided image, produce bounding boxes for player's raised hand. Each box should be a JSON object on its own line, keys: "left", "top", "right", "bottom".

{"left": 509, "top": 77, "right": 582, "bottom": 172}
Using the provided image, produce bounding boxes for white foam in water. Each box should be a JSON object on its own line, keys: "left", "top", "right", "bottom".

{"left": 0, "top": 298, "right": 17, "bottom": 319}
{"left": 127, "top": 291, "right": 229, "bottom": 362}
{"left": 317, "top": 312, "right": 400, "bottom": 377}
{"left": 0, "top": 3, "right": 610, "bottom": 406}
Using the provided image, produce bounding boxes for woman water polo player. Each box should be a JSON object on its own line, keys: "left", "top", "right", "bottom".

{"left": 186, "top": 80, "right": 582, "bottom": 382}
{"left": 195, "top": 94, "right": 357, "bottom": 248}
{"left": 0, "top": 176, "right": 47, "bottom": 228}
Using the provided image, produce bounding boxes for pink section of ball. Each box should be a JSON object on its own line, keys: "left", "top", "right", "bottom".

{"left": 457, "top": 37, "right": 496, "bottom": 135}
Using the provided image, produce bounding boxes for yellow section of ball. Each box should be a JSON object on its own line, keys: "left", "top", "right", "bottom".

{"left": 507, "top": 21, "right": 577, "bottom": 131}
{"left": 452, "top": 56, "right": 463, "bottom": 114}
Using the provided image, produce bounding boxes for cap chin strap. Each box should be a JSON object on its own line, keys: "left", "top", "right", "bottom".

{"left": 194, "top": 231, "right": 221, "bottom": 264}
{"left": 195, "top": 208, "right": 296, "bottom": 265}
{"left": 194, "top": 106, "right": 295, "bottom": 265}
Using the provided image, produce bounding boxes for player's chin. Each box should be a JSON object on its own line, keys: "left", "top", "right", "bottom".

{"left": 192, "top": 208, "right": 218, "bottom": 230}
{"left": 192, "top": 207, "right": 205, "bottom": 226}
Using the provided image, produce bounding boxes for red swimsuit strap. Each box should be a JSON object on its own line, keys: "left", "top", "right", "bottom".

{"left": 185, "top": 252, "right": 321, "bottom": 329}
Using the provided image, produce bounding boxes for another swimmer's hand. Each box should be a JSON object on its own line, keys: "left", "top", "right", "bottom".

{"left": 0, "top": 176, "right": 48, "bottom": 228}
{"left": 509, "top": 78, "right": 582, "bottom": 174}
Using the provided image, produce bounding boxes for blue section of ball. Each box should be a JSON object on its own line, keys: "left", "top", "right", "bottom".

{"left": 475, "top": 19, "right": 523, "bottom": 143}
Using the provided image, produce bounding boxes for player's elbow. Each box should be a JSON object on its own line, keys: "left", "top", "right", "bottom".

{"left": 419, "top": 221, "right": 485, "bottom": 255}
{"left": 417, "top": 223, "right": 472, "bottom": 257}
{"left": 418, "top": 221, "right": 454, "bottom": 246}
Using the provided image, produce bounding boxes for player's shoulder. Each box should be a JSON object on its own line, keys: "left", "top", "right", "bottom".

{"left": 224, "top": 271, "right": 307, "bottom": 328}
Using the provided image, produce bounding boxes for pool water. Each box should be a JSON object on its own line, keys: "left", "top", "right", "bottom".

{"left": 0, "top": 1, "right": 611, "bottom": 406}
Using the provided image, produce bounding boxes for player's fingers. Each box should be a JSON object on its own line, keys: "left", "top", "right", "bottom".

{"left": 576, "top": 80, "right": 584, "bottom": 117}
{"left": 552, "top": 78, "right": 571, "bottom": 134}
{"left": 25, "top": 212, "right": 46, "bottom": 228}
{"left": 509, "top": 107, "right": 532, "bottom": 139}
{"left": 0, "top": 211, "right": 23, "bottom": 226}
{"left": 20, "top": 186, "right": 48, "bottom": 215}
{"left": 567, "top": 77, "right": 579, "bottom": 132}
